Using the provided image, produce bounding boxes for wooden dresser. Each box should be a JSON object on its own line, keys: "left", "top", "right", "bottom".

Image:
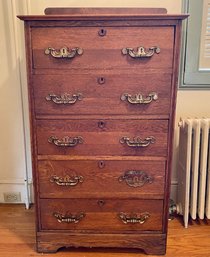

{"left": 18, "top": 8, "right": 187, "bottom": 255}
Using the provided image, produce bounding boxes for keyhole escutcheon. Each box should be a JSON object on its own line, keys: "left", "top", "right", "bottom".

{"left": 97, "top": 77, "right": 106, "bottom": 85}
{"left": 98, "top": 120, "right": 106, "bottom": 129}
{"left": 98, "top": 28, "right": 107, "bottom": 37}
{"left": 98, "top": 160, "right": 105, "bottom": 169}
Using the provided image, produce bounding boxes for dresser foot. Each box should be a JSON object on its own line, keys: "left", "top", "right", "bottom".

{"left": 143, "top": 245, "right": 166, "bottom": 255}
{"left": 37, "top": 232, "right": 166, "bottom": 255}
{"left": 37, "top": 244, "right": 60, "bottom": 253}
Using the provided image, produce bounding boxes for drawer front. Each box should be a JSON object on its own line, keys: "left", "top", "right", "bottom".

{"left": 38, "top": 160, "right": 165, "bottom": 199}
{"left": 40, "top": 199, "right": 163, "bottom": 232}
{"left": 32, "top": 26, "right": 174, "bottom": 70}
{"left": 36, "top": 119, "right": 168, "bottom": 156}
{"left": 33, "top": 73, "right": 172, "bottom": 116}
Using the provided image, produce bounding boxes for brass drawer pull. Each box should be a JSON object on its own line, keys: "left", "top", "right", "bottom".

{"left": 118, "top": 170, "right": 153, "bottom": 188}
{"left": 120, "top": 136, "right": 155, "bottom": 148}
{"left": 118, "top": 212, "right": 150, "bottom": 224}
{"left": 121, "top": 92, "right": 158, "bottom": 105}
{"left": 53, "top": 212, "right": 85, "bottom": 223}
{"left": 46, "top": 93, "right": 82, "bottom": 105}
{"left": 48, "top": 136, "right": 84, "bottom": 147}
{"left": 45, "top": 46, "right": 83, "bottom": 58}
{"left": 50, "top": 175, "right": 84, "bottom": 186}
{"left": 122, "top": 46, "right": 160, "bottom": 58}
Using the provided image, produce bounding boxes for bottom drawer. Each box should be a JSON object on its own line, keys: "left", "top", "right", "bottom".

{"left": 40, "top": 199, "right": 163, "bottom": 232}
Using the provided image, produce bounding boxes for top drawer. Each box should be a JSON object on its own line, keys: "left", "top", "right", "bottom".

{"left": 32, "top": 26, "right": 174, "bottom": 70}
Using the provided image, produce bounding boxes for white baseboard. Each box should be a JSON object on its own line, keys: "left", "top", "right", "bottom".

{"left": 0, "top": 179, "right": 33, "bottom": 206}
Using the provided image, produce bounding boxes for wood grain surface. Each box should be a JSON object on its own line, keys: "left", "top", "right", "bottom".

{"left": 32, "top": 26, "right": 173, "bottom": 70}
{"left": 40, "top": 199, "right": 163, "bottom": 232}
{"left": 44, "top": 7, "right": 168, "bottom": 15}
{"left": 38, "top": 160, "right": 166, "bottom": 199}
{"left": 19, "top": 11, "right": 188, "bottom": 255}
{"left": 33, "top": 73, "right": 172, "bottom": 116}
{"left": 36, "top": 119, "right": 168, "bottom": 156}
{"left": 0, "top": 204, "right": 209, "bottom": 257}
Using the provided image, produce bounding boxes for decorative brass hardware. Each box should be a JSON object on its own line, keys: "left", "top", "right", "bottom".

{"left": 121, "top": 92, "right": 158, "bottom": 105}
{"left": 53, "top": 212, "right": 85, "bottom": 223}
{"left": 118, "top": 170, "right": 153, "bottom": 188}
{"left": 118, "top": 212, "right": 150, "bottom": 224}
{"left": 122, "top": 46, "right": 160, "bottom": 58}
{"left": 98, "top": 160, "right": 105, "bottom": 169}
{"left": 48, "top": 136, "right": 84, "bottom": 147}
{"left": 45, "top": 46, "right": 83, "bottom": 58}
{"left": 46, "top": 93, "right": 82, "bottom": 105}
{"left": 120, "top": 136, "right": 155, "bottom": 148}
{"left": 98, "top": 28, "right": 106, "bottom": 36}
{"left": 97, "top": 77, "right": 106, "bottom": 85}
{"left": 50, "top": 175, "right": 84, "bottom": 186}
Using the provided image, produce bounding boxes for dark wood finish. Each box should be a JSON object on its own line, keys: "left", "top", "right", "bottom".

{"left": 36, "top": 119, "right": 168, "bottom": 156}
{"left": 32, "top": 26, "right": 174, "bottom": 70}
{"left": 2, "top": 204, "right": 210, "bottom": 257}
{"left": 37, "top": 232, "right": 166, "bottom": 254}
{"left": 33, "top": 73, "right": 172, "bottom": 116}
{"left": 18, "top": 14, "right": 188, "bottom": 21}
{"left": 38, "top": 160, "right": 166, "bottom": 199}
{"left": 44, "top": 7, "right": 167, "bottom": 15}
{"left": 18, "top": 9, "right": 187, "bottom": 255}
{"left": 40, "top": 199, "right": 163, "bottom": 232}
{"left": 163, "top": 21, "right": 183, "bottom": 233}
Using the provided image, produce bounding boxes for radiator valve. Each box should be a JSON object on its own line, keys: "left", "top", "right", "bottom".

{"left": 169, "top": 199, "right": 177, "bottom": 220}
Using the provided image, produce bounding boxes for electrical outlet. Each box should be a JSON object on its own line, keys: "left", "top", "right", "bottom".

{"left": 3, "top": 192, "right": 21, "bottom": 203}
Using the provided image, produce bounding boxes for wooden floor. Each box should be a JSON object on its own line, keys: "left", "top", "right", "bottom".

{"left": 0, "top": 204, "right": 210, "bottom": 257}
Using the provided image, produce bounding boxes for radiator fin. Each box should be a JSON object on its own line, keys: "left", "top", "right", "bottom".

{"left": 177, "top": 118, "right": 210, "bottom": 228}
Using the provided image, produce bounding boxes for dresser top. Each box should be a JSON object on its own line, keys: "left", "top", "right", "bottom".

{"left": 18, "top": 7, "right": 188, "bottom": 21}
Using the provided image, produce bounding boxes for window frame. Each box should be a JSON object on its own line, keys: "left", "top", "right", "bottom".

{"left": 180, "top": 0, "right": 210, "bottom": 89}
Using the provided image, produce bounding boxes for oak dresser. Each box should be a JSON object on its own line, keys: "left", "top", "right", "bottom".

{"left": 18, "top": 8, "right": 187, "bottom": 255}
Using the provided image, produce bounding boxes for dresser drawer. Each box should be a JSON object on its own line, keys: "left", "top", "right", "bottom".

{"left": 36, "top": 119, "right": 168, "bottom": 156}
{"left": 32, "top": 26, "right": 174, "bottom": 70}
{"left": 40, "top": 199, "right": 163, "bottom": 232}
{"left": 33, "top": 73, "right": 172, "bottom": 116}
{"left": 38, "top": 160, "right": 165, "bottom": 199}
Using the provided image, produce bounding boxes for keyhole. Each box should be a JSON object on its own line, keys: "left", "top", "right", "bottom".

{"left": 97, "top": 77, "right": 106, "bottom": 85}
{"left": 62, "top": 48, "right": 67, "bottom": 54}
{"left": 98, "top": 160, "right": 105, "bottom": 169}
{"left": 140, "top": 47, "right": 144, "bottom": 54}
{"left": 97, "top": 200, "right": 105, "bottom": 207}
{"left": 98, "top": 28, "right": 106, "bottom": 37}
{"left": 98, "top": 120, "right": 106, "bottom": 129}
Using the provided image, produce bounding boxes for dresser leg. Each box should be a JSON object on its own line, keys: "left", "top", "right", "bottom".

{"left": 143, "top": 245, "right": 166, "bottom": 255}
{"left": 37, "top": 242, "right": 61, "bottom": 253}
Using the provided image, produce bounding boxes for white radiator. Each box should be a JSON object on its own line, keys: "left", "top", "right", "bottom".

{"left": 177, "top": 118, "right": 210, "bottom": 228}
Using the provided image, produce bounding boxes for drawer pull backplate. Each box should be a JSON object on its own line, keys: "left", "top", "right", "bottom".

{"left": 120, "top": 136, "right": 155, "bottom": 148}
{"left": 53, "top": 212, "right": 85, "bottom": 223}
{"left": 121, "top": 92, "right": 158, "bottom": 105}
{"left": 122, "top": 46, "right": 160, "bottom": 58}
{"left": 118, "top": 170, "right": 153, "bottom": 187}
{"left": 45, "top": 46, "right": 83, "bottom": 58}
{"left": 48, "top": 136, "right": 84, "bottom": 147}
{"left": 50, "top": 175, "right": 84, "bottom": 186}
{"left": 118, "top": 212, "right": 150, "bottom": 224}
{"left": 46, "top": 93, "right": 82, "bottom": 105}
